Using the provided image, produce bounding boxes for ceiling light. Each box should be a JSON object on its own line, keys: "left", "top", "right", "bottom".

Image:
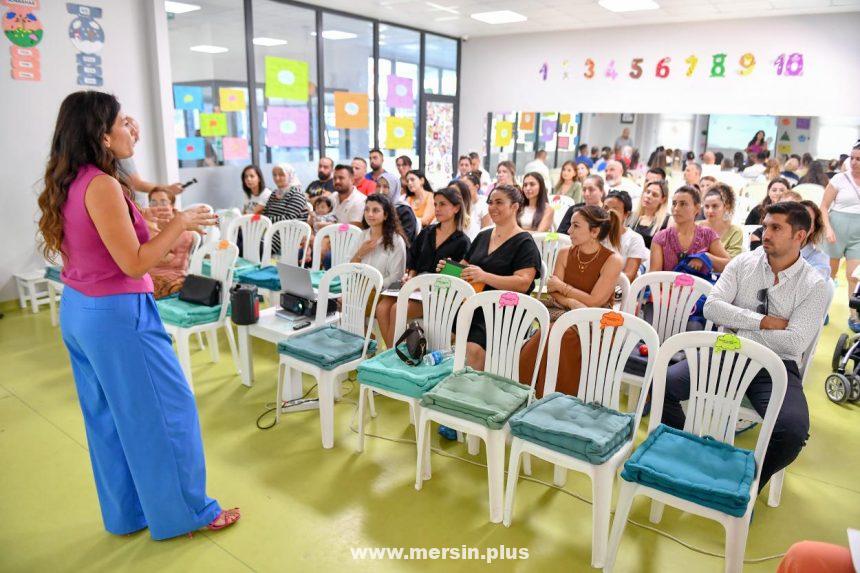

{"left": 435, "top": 16, "right": 459, "bottom": 22}
{"left": 190, "top": 45, "right": 228, "bottom": 54}
{"left": 164, "top": 1, "right": 201, "bottom": 14}
{"left": 598, "top": 0, "right": 659, "bottom": 13}
{"left": 253, "top": 37, "right": 287, "bottom": 46}
{"left": 321, "top": 30, "right": 357, "bottom": 40}
{"left": 426, "top": 2, "right": 459, "bottom": 15}
{"left": 470, "top": 10, "right": 527, "bottom": 24}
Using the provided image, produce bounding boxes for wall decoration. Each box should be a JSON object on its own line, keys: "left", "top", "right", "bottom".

{"left": 385, "top": 75, "right": 413, "bottom": 109}
{"left": 629, "top": 58, "right": 643, "bottom": 79}
{"left": 777, "top": 143, "right": 792, "bottom": 154}
{"left": 798, "top": 134, "right": 808, "bottom": 143}
{"left": 222, "top": 137, "right": 249, "bottom": 161}
{"left": 779, "top": 131, "right": 790, "bottom": 141}
{"left": 3, "top": 0, "right": 43, "bottom": 81}
{"left": 738, "top": 53, "right": 756, "bottom": 76}
{"left": 519, "top": 112, "right": 535, "bottom": 131}
{"left": 177, "top": 137, "right": 205, "bottom": 161}
{"left": 774, "top": 53, "right": 803, "bottom": 76}
{"left": 557, "top": 135, "right": 570, "bottom": 150}
{"left": 266, "top": 106, "right": 309, "bottom": 147}
{"left": 538, "top": 61, "right": 548, "bottom": 81}
{"left": 67, "top": 3, "right": 104, "bottom": 87}
{"left": 333, "top": 92, "right": 368, "bottom": 129}
{"left": 173, "top": 85, "right": 203, "bottom": 110}
{"left": 219, "top": 87, "right": 246, "bottom": 112}
{"left": 796, "top": 117, "right": 811, "bottom": 130}
{"left": 709, "top": 53, "right": 727, "bottom": 78}
{"left": 264, "top": 56, "right": 308, "bottom": 101}
{"left": 385, "top": 116, "right": 414, "bottom": 149}
{"left": 199, "top": 113, "right": 227, "bottom": 137}
{"left": 559, "top": 113, "right": 571, "bottom": 127}
{"left": 584, "top": 58, "right": 595, "bottom": 79}
{"left": 780, "top": 118, "right": 791, "bottom": 126}
{"left": 684, "top": 55, "right": 698, "bottom": 77}
{"left": 540, "top": 119, "right": 556, "bottom": 142}
{"left": 493, "top": 121, "right": 513, "bottom": 147}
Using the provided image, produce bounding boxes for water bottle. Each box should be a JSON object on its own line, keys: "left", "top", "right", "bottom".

{"left": 422, "top": 349, "right": 453, "bottom": 366}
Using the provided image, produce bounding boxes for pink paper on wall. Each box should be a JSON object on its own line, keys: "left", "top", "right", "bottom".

{"left": 265, "top": 106, "right": 309, "bottom": 148}
{"left": 386, "top": 75, "right": 413, "bottom": 109}
{"left": 222, "top": 137, "right": 249, "bottom": 161}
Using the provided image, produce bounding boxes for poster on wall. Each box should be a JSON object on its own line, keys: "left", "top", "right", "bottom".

{"left": 385, "top": 116, "right": 414, "bottom": 149}
{"left": 67, "top": 3, "right": 104, "bottom": 87}
{"left": 3, "top": 0, "right": 43, "bottom": 81}
{"left": 264, "top": 56, "right": 308, "bottom": 102}
{"left": 199, "top": 113, "right": 227, "bottom": 137}
{"left": 386, "top": 75, "right": 413, "bottom": 109}
{"left": 173, "top": 85, "right": 203, "bottom": 110}
{"left": 177, "top": 137, "right": 205, "bottom": 161}
{"left": 219, "top": 87, "right": 246, "bottom": 111}
{"left": 334, "top": 92, "right": 368, "bottom": 129}
{"left": 519, "top": 112, "right": 535, "bottom": 131}
{"left": 222, "top": 137, "right": 249, "bottom": 161}
{"left": 493, "top": 121, "right": 513, "bottom": 147}
{"left": 265, "top": 106, "right": 309, "bottom": 147}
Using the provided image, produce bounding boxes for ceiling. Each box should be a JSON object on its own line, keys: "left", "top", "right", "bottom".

{"left": 297, "top": 0, "right": 860, "bottom": 38}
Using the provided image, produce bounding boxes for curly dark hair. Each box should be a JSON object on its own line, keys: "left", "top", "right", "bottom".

{"left": 362, "top": 193, "right": 406, "bottom": 250}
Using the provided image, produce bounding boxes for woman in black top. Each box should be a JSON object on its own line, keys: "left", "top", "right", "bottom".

{"left": 744, "top": 177, "right": 789, "bottom": 225}
{"left": 262, "top": 173, "right": 309, "bottom": 255}
{"left": 630, "top": 179, "right": 670, "bottom": 249}
{"left": 437, "top": 185, "right": 541, "bottom": 370}
{"left": 375, "top": 185, "right": 470, "bottom": 348}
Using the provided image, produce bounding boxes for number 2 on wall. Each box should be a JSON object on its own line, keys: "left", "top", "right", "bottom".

{"left": 774, "top": 53, "right": 803, "bottom": 76}
{"left": 584, "top": 58, "right": 595, "bottom": 79}
{"left": 629, "top": 57, "right": 643, "bottom": 79}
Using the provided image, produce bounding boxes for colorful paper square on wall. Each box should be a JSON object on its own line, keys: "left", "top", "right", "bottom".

{"left": 796, "top": 117, "right": 811, "bottom": 130}
{"left": 777, "top": 143, "right": 792, "bottom": 154}
{"left": 219, "top": 87, "right": 246, "bottom": 111}
{"left": 173, "top": 85, "right": 203, "bottom": 110}
{"left": 540, "top": 119, "right": 557, "bottom": 142}
{"left": 386, "top": 75, "right": 413, "bottom": 109}
{"left": 177, "top": 137, "right": 205, "bottom": 161}
{"left": 222, "top": 137, "right": 249, "bottom": 161}
{"left": 266, "top": 106, "right": 309, "bottom": 147}
{"left": 493, "top": 121, "right": 513, "bottom": 147}
{"left": 264, "top": 56, "right": 308, "bottom": 102}
{"left": 334, "top": 92, "right": 369, "bottom": 129}
{"left": 559, "top": 113, "right": 571, "bottom": 127}
{"left": 558, "top": 135, "right": 570, "bottom": 150}
{"left": 519, "top": 112, "right": 535, "bottom": 131}
{"left": 199, "top": 113, "right": 227, "bottom": 137}
{"left": 385, "top": 116, "right": 414, "bottom": 149}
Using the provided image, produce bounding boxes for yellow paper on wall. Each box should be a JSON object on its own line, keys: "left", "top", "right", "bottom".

{"left": 200, "top": 113, "right": 227, "bottom": 137}
{"left": 385, "top": 116, "right": 414, "bottom": 149}
{"left": 777, "top": 143, "right": 792, "bottom": 154}
{"left": 265, "top": 57, "right": 309, "bottom": 102}
{"left": 334, "top": 92, "right": 369, "bottom": 129}
{"left": 219, "top": 88, "right": 246, "bottom": 111}
{"left": 494, "top": 121, "right": 513, "bottom": 147}
{"left": 559, "top": 113, "right": 571, "bottom": 126}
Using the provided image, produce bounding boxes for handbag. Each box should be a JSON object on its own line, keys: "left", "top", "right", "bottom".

{"left": 178, "top": 274, "right": 221, "bottom": 307}
{"left": 539, "top": 294, "right": 568, "bottom": 322}
{"left": 394, "top": 320, "right": 427, "bottom": 366}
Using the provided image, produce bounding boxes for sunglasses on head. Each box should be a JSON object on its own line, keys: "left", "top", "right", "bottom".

{"left": 756, "top": 288, "right": 769, "bottom": 315}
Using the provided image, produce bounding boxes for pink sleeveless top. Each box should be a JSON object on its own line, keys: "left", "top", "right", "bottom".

{"left": 61, "top": 164, "right": 154, "bottom": 296}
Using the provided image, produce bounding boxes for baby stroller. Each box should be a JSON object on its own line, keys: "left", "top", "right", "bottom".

{"left": 826, "top": 282, "right": 860, "bottom": 403}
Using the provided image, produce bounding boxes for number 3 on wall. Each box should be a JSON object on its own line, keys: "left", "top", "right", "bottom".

{"left": 774, "top": 53, "right": 804, "bottom": 76}
{"left": 629, "top": 57, "right": 643, "bottom": 79}
{"left": 584, "top": 58, "right": 595, "bottom": 79}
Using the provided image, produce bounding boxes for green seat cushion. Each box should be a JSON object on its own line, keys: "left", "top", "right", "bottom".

{"left": 156, "top": 295, "right": 223, "bottom": 327}
{"left": 235, "top": 266, "right": 341, "bottom": 293}
{"left": 278, "top": 325, "right": 375, "bottom": 370}
{"left": 201, "top": 256, "right": 256, "bottom": 278}
{"left": 357, "top": 347, "right": 453, "bottom": 398}
{"left": 420, "top": 368, "right": 531, "bottom": 429}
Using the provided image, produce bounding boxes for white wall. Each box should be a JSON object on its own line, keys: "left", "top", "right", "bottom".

{"left": 0, "top": 0, "right": 166, "bottom": 302}
{"left": 459, "top": 13, "right": 860, "bottom": 156}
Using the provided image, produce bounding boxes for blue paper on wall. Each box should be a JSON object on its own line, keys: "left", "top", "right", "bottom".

{"left": 177, "top": 137, "right": 205, "bottom": 161}
{"left": 174, "top": 85, "right": 204, "bottom": 111}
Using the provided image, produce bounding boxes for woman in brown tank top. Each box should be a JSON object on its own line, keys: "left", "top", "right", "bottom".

{"left": 519, "top": 206, "right": 624, "bottom": 396}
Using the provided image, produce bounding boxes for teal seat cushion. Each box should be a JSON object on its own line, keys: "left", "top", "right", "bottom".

{"left": 235, "top": 265, "right": 342, "bottom": 293}
{"left": 278, "top": 325, "right": 375, "bottom": 370}
{"left": 156, "top": 295, "right": 223, "bottom": 327}
{"left": 420, "top": 368, "right": 530, "bottom": 429}
{"left": 44, "top": 265, "right": 62, "bottom": 283}
{"left": 357, "top": 347, "right": 453, "bottom": 398}
{"left": 620, "top": 424, "right": 756, "bottom": 517}
{"left": 201, "top": 256, "right": 256, "bottom": 278}
{"left": 509, "top": 393, "right": 635, "bottom": 464}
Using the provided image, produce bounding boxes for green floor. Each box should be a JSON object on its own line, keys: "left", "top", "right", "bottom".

{"left": 1, "top": 289, "right": 859, "bottom": 573}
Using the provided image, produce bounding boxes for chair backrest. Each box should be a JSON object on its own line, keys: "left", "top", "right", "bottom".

{"left": 184, "top": 202, "right": 213, "bottom": 213}
{"left": 532, "top": 232, "right": 572, "bottom": 293}
{"left": 798, "top": 280, "right": 835, "bottom": 385}
{"left": 792, "top": 183, "right": 825, "bottom": 204}
{"left": 547, "top": 195, "right": 576, "bottom": 229}
{"left": 227, "top": 214, "right": 272, "bottom": 265}
{"left": 544, "top": 308, "right": 659, "bottom": 425}
{"left": 189, "top": 241, "right": 239, "bottom": 322}
{"left": 623, "top": 271, "right": 713, "bottom": 342}
{"left": 188, "top": 232, "right": 202, "bottom": 262}
{"left": 742, "top": 182, "right": 768, "bottom": 204}
{"left": 311, "top": 224, "right": 363, "bottom": 270}
{"left": 453, "top": 290, "right": 550, "bottom": 385}
{"left": 614, "top": 273, "right": 631, "bottom": 311}
{"left": 649, "top": 331, "right": 787, "bottom": 487}
{"left": 316, "top": 263, "right": 383, "bottom": 356}
{"left": 741, "top": 224, "right": 759, "bottom": 252}
{"left": 216, "top": 208, "right": 241, "bottom": 241}
{"left": 392, "top": 274, "right": 475, "bottom": 352}
{"left": 263, "top": 219, "right": 312, "bottom": 266}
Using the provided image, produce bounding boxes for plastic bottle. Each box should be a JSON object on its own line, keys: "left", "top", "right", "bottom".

{"left": 422, "top": 349, "right": 453, "bottom": 366}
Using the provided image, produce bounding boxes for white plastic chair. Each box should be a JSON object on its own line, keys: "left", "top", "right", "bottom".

{"left": 604, "top": 331, "right": 788, "bottom": 573}
{"left": 504, "top": 308, "right": 660, "bottom": 568}
{"left": 742, "top": 182, "right": 768, "bottom": 204}
{"left": 184, "top": 202, "right": 213, "bottom": 212}
{"left": 741, "top": 224, "right": 759, "bottom": 252}
{"left": 548, "top": 194, "right": 576, "bottom": 229}
{"left": 414, "top": 291, "right": 550, "bottom": 523}
{"left": 188, "top": 232, "right": 202, "bottom": 257}
{"left": 737, "top": 281, "right": 833, "bottom": 507}
{"left": 227, "top": 214, "right": 272, "bottom": 265}
{"left": 792, "top": 183, "right": 825, "bottom": 204}
{"left": 276, "top": 263, "right": 383, "bottom": 449}
{"left": 614, "top": 274, "right": 630, "bottom": 311}
{"left": 311, "top": 224, "right": 363, "bottom": 270}
{"left": 621, "top": 272, "right": 714, "bottom": 408}
{"left": 532, "top": 232, "right": 572, "bottom": 295}
{"left": 357, "top": 274, "right": 475, "bottom": 452}
{"left": 262, "top": 219, "right": 312, "bottom": 266}
{"left": 162, "top": 241, "right": 241, "bottom": 391}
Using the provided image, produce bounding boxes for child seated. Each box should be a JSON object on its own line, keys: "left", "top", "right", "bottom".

{"left": 313, "top": 195, "right": 338, "bottom": 226}
{"left": 148, "top": 187, "right": 197, "bottom": 299}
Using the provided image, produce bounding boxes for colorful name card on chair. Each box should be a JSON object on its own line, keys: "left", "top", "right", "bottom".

{"left": 600, "top": 311, "right": 625, "bottom": 329}
{"left": 714, "top": 334, "right": 742, "bottom": 353}
{"left": 674, "top": 274, "right": 694, "bottom": 287}
{"left": 499, "top": 292, "right": 519, "bottom": 307}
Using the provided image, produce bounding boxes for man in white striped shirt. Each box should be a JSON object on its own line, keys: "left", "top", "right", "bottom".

{"left": 662, "top": 202, "right": 829, "bottom": 489}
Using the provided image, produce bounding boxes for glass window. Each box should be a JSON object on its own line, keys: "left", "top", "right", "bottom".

{"left": 378, "top": 25, "right": 420, "bottom": 174}
{"left": 252, "top": 0, "right": 318, "bottom": 192}
{"left": 322, "top": 14, "right": 373, "bottom": 165}
{"left": 424, "top": 34, "right": 457, "bottom": 96}
{"left": 487, "top": 111, "right": 517, "bottom": 175}
{"left": 167, "top": 0, "right": 249, "bottom": 209}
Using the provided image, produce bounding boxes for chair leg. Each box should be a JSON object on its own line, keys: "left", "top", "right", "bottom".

{"left": 408, "top": 401, "right": 417, "bottom": 429}
{"left": 195, "top": 332, "right": 206, "bottom": 351}
{"left": 206, "top": 329, "right": 220, "bottom": 363}
{"left": 485, "top": 431, "right": 505, "bottom": 524}
{"left": 415, "top": 411, "right": 432, "bottom": 490}
{"left": 175, "top": 332, "right": 194, "bottom": 392}
{"left": 367, "top": 389, "right": 377, "bottom": 418}
{"left": 605, "top": 482, "right": 637, "bottom": 573}
{"left": 503, "top": 439, "right": 524, "bottom": 527}
{"left": 553, "top": 465, "right": 568, "bottom": 487}
{"left": 522, "top": 452, "right": 532, "bottom": 476}
{"left": 724, "top": 518, "right": 751, "bottom": 573}
{"left": 649, "top": 500, "right": 665, "bottom": 524}
{"left": 275, "top": 361, "right": 285, "bottom": 423}
{"left": 29, "top": 281, "right": 40, "bottom": 314}
{"left": 48, "top": 283, "right": 58, "bottom": 327}
{"left": 224, "top": 321, "right": 241, "bottom": 376}
{"left": 590, "top": 465, "right": 614, "bottom": 569}
{"left": 16, "top": 278, "right": 26, "bottom": 309}
{"left": 467, "top": 434, "right": 481, "bottom": 455}
{"left": 767, "top": 469, "right": 785, "bottom": 507}
{"left": 318, "top": 373, "right": 336, "bottom": 449}
{"left": 357, "top": 385, "right": 367, "bottom": 453}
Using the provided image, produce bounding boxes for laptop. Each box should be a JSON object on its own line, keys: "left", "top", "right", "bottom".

{"left": 277, "top": 262, "right": 317, "bottom": 301}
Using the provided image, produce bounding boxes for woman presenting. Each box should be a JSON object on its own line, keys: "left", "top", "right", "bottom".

{"left": 37, "top": 91, "right": 239, "bottom": 540}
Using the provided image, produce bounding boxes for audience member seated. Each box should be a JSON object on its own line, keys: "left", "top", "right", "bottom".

{"left": 457, "top": 155, "right": 472, "bottom": 178}
{"left": 651, "top": 185, "right": 730, "bottom": 273}
{"left": 367, "top": 148, "right": 386, "bottom": 182}
{"left": 523, "top": 149, "right": 552, "bottom": 187}
{"left": 313, "top": 164, "right": 365, "bottom": 229}
{"left": 781, "top": 157, "right": 801, "bottom": 186}
{"left": 240, "top": 164, "right": 271, "bottom": 215}
{"left": 556, "top": 175, "right": 606, "bottom": 234}
{"left": 799, "top": 199, "right": 832, "bottom": 280}
{"left": 305, "top": 156, "right": 335, "bottom": 199}
{"left": 743, "top": 150, "right": 768, "bottom": 179}
{"left": 604, "top": 191, "right": 649, "bottom": 283}
{"left": 745, "top": 177, "right": 790, "bottom": 225}
{"left": 757, "top": 158, "right": 782, "bottom": 184}
{"left": 395, "top": 155, "right": 412, "bottom": 190}
{"left": 698, "top": 175, "right": 717, "bottom": 194}
{"left": 630, "top": 179, "right": 670, "bottom": 249}
{"left": 574, "top": 143, "right": 593, "bottom": 168}
{"left": 683, "top": 161, "right": 702, "bottom": 187}
{"left": 560, "top": 160, "right": 589, "bottom": 203}
{"left": 375, "top": 186, "right": 471, "bottom": 347}
{"left": 699, "top": 184, "right": 743, "bottom": 257}
{"left": 352, "top": 193, "right": 407, "bottom": 289}
{"left": 487, "top": 159, "right": 517, "bottom": 196}
{"left": 798, "top": 159, "right": 831, "bottom": 188}
{"left": 377, "top": 172, "right": 417, "bottom": 244}
{"left": 262, "top": 163, "right": 309, "bottom": 255}
{"left": 351, "top": 157, "right": 377, "bottom": 196}
{"left": 436, "top": 185, "right": 541, "bottom": 371}
{"left": 312, "top": 196, "right": 337, "bottom": 225}
{"left": 518, "top": 205, "right": 623, "bottom": 395}
{"left": 663, "top": 202, "right": 829, "bottom": 489}
{"left": 751, "top": 189, "right": 802, "bottom": 250}
{"left": 520, "top": 172, "right": 554, "bottom": 232}
{"left": 405, "top": 169, "right": 436, "bottom": 227}
{"left": 147, "top": 187, "right": 196, "bottom": 299}
{"left": 604, "top": 159, "right": 641, "bottom": 200}
{"left": 469, "top": 151, "right": 492, "bottom": 190}
{"left": 460, "top": 172, "right": 491, "bottom": 239}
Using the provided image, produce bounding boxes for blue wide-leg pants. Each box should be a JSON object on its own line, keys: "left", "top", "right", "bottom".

{"left": 60, "top": 286, "right": 221, "bottom": 540}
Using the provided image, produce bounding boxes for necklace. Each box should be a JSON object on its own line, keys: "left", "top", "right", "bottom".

{"left": 575, "top": 244, "right": 601, "bottom": 272}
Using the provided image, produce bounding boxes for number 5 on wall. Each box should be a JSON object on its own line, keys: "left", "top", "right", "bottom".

{"left": 629, "top": 58, "right": 643, "bottom": 79}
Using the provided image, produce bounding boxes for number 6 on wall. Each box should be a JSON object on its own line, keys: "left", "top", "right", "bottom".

{"left": 656, "top": 57, "right": 670, "bottom": 79}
